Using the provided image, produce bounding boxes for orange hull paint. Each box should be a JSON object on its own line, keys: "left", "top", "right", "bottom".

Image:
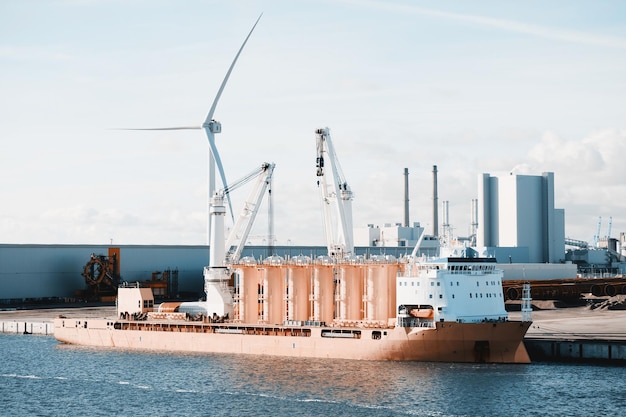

{"left": 54, "top": 318, "right": 530, "bottom": 363}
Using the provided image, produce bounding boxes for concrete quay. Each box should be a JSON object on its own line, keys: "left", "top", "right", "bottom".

{"left": 509, "top": 302, "right": 626, "bottom": 364}
{"left": 0, "top": 320, "right": 54, "bottom": 335}
{"left": 0, "top": 305, "right": 115, "bottom": 336}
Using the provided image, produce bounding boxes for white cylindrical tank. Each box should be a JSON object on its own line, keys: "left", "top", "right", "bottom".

{"left": 288, "top": 266, "right": 310, "bottom": 322}
{"left": 365, "top": 266, "right": 375, "bottom": 321}
{"left": 264, "top": 265, "right": 285, "bottom": 324}
{"left": 314, "top": 264, "right": 335, "bottom": 324}
{"left": 237, "top": 265, "right": 262, "bottom": 323}
{"left": 365, "top": 264, "right": 397, "bottom": 321}
{"left": 338, "top": 265, "right": 363, "bottom": 321}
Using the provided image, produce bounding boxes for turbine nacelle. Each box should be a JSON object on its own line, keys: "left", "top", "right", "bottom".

{"left": 203, "top": 120, "right": 222, "bottom": 134}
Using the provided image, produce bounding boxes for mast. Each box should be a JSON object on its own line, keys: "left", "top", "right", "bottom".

{"left": 404, "top": 168, "right": 410, "bottom": 227}
{"left": 432, "top": 165, "right": 438, "bottom": 238}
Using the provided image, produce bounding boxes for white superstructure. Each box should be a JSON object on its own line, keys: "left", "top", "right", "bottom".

{"left": 398, "top": 256, "right": 508, "bottom": 325}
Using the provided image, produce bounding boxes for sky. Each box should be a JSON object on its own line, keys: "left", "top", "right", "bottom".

{"left": 1, "top": 0, "right": 625, "bottom": 247}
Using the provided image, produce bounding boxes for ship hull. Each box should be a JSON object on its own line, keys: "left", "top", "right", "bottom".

{"left": 54, "top": 318, "right": 531, "bottom": 363}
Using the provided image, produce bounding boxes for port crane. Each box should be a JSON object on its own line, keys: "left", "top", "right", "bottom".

{"left": 315, "top": 127, "right": 354, "bottom": 258}
{"left": 593, "top": 216, "right": 602, "bottom": 247}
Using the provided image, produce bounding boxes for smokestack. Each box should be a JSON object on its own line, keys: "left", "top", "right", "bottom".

{"left": 403, "top": 168, "right": 409, "bottom": 227}
{"left": 432, "top": 165, "right": 438, "bottom": 237}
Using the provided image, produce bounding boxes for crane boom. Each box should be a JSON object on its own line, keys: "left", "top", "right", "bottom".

{"left": 315, "top": 127, "right": 354, "bottom": 258}
{"left": 224, "top": 162, "right": 275, "bottom": 264}
{"left": 203, "top": 161, "right": 274, "bottom": 318}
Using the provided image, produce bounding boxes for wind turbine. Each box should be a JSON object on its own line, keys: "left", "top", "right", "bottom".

{"left": 124, "top": 13, "right": 263, "bottom": 233}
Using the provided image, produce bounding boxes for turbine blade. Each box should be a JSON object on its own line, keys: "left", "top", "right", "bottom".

{"left": 204, "top": 13, "right": 263, "bottom": 124}
{"left": 205, "top": 127, "right": 234, "bottom": 222}
{"left": 112, "top": 127, "right": 201, "bottom": 131}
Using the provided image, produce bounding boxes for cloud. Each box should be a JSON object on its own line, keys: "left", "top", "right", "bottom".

{"left": 528, "top": 131, "right": 605, "bottom": 171}
{"left": 527, "top": 129, "right": 625, "bottom": 177}
{"left": 341, "top": 0, "right": 626, "bottom": 49}
{"left": 523, "top": 129, "right": 626, "bottom": 240}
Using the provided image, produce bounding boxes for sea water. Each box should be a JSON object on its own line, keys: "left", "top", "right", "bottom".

{"left": 1, "top": 334, "right": 625, "bottom": 417}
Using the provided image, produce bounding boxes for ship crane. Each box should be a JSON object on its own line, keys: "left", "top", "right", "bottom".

{"left": 315, "top": 127, "right": 354, "bottom": 258}
{"left": 224, "top": 162, "right": 275, "bottom": 264}
{"left": 204, "top": 162, "right": 275, "bottom": 317}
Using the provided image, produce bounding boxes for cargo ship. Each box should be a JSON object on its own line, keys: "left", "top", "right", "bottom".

{"left": 53, "top": 17, "right": 531, "bottom": 363}
{"left": 54, "top": 252, "right": 531, "bottom": 363}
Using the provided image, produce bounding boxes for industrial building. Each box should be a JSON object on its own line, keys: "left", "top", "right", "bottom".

{"left": 354, "top": 222, "right": 439, "bottom": 256}
{"left": 477, "top": 171, "right": 565, "bottom": 263}
{"left": 1, "top": 170, "right": 624, "bottom": 304}
{"left": 0, "top": 244, "right": 414, "bottom": 304}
